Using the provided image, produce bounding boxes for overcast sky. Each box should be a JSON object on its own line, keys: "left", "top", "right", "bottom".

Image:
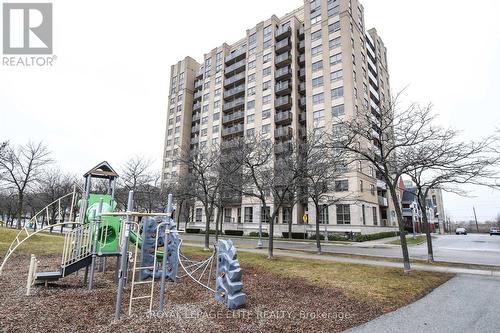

{"left": 1, "top": 0, "right": 499, "bottom": 221}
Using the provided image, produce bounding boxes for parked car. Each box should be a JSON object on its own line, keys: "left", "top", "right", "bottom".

{"left": 490, "top": 228, "right": 500, "bottom": 236}
{"left": 455, "top": 227, "right": 467, "bottom": 235}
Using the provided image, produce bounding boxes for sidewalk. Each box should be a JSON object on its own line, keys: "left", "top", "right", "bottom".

{"left": 183, "top": 242, "right": 500, "bottom": 277}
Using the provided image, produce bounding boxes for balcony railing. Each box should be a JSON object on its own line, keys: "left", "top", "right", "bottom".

{"left": 298, "top": 40, "right": 305, "bottom": 51}
{"left": 377, "top": 179, "right": 387, "bottom": 189}
{"left": 275, "top": 126, "right": 293, "bottom": 140}
{"left": 275, "top": 81, "right": 291, "bottom": 95}
{"left": 298, "top": 68, "right": 306, "bottom": 78}
{"left": 222, "top": 110, "right": 245, "bottom": 125}
{"left": 275, "top": 26, "right": 292, "bottom": 41}
{"left": 222, "top": 97, "right": 245, "bottom": 112}
{"left": 275, "top": 111, "right": 292, "bottom": 125}
{"left": 299, "top": 82, "right": 306, "bottom": 94}
{"left": 298, "top": 54, "right": 305, "bottom": 64}
{"left": 275, "top": 39, "right": 291, "bottom": 54}
{"left": 191, "top": 136, "right": 199, "bottom": 145}
{"left": 225, "top": 48, "right": 246, "bottom": 65}
{"left": 275, "top": 52, "right": 292, "bottom": 68}
{"left": 223, "top": 84, "right": 246, "bottom": 100}
{"left": 298, "top": 26, "right": 305, "bottom": 39}
{"left": 193, "top": 102, "right": 201, "bottom": 111}
{"left": 378, "top": 196, "right": 388, "bottom": 207}
{"left": 191, "top": 125, "right": 200, "bottom": 133}
{"left": 194, "top": 79, "right": 203, "bottom": 89}
{"left": 402, "top": 208, "right": 413, "bottom": 217}
{"left": 275, "top": 96, "right": 292, "bottom": 110}
{"left": 275, "top": 66, "right": 292, "bottom": 80}
{"left": 193, "top": 90, "right": 202, "bottom": 100}
{"left": 192, "top": 112, "right": 201, "bottom": 122}
{"left": 224, "top": 72, "right": 246, "bottom": 88}
{"left": 224, "top": 58, "right": 246, "bottom": 76}
{"left": 299, "top": 112, "right": 306, "bottom": 123}
{"left": 222, "top": 124, "right": 244, "bottom": 137}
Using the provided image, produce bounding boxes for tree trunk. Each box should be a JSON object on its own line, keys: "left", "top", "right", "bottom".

{"left": 418, "top": 193, "right": 434, "bottom": 262}
{"left": 288, "top": 214, "right": 292, "bottom": 240}
{"left": 204, "top": 207, "right": 211, "bottom": 250}
{"left": 176, "top": 200, "right": 183, "bottom": 230}
{"left": 16, "top": 193, "right": 24, "bottom": 229}
{"left": 315, "top": 202, "right": 321, "bottom": 254}
{"left": 215, "top": 206, "right": 222, "bottom": 242}
{"left": 268, "top": 214, "right": 275, "bottom": 259}
{"left": 388, "top": 185, "right": 411, "bottom": 272}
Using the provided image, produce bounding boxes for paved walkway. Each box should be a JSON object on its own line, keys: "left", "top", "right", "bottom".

{"left": 345, "top": 274, "right": 500, "bottom": 333}
{"left": 184, "top": 243, "right": 500, "bottom": 277}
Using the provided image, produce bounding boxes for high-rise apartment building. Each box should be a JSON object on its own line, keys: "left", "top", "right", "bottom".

{"left": 163, "top": 0, "right": 399, "bottom": 235}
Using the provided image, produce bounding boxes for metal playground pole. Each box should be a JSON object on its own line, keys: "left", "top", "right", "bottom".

{"left": 159, "top": 193, "right": 173, "bottom": 312}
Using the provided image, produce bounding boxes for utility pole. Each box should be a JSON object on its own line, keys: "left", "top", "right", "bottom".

{"left": 473, "top": 206, "right": 479, "bottom": 233}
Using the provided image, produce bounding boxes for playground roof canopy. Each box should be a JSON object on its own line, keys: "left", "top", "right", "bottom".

{"left": 83, "top": 161, "right": 119, "bottom": 179}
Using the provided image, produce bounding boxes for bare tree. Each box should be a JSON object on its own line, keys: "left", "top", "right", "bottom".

{"left": 0, "top": 142, "right": 53, "bottom": 229}
{"left": 179, "top": 144, "right": 223, "bottom": 250}
{"left": 299, "top": 129, "right": 353, "bottom": 254}
{"left": 332, "top": 94, "right": 442, "bottom": 272}
{"left": 404, "top": 125, "right": 500, "bottom": 262}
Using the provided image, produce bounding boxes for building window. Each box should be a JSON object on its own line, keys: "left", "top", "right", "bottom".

{"left": 312, "top": 60, "right": 323, "bottom": 72}
{"left": 262, "top": 95, "right": 271, "bottom": 105}
{"left": 262, "top": 109, "right": 271, "bottom": 119}
{"left": 263, "top": 39, "right": 272, "bottom": 49}
{"left": 261, "top": 206, "right": 270, "bottom": 223}
{"left": 248, "top": 73, "right": 256, "bottom": 83}
{"left": 247, "top": 100, "right": 255, "bottom": 110}
{"left": 330, "top": 69, "right": 343, "bottom": 82}
{"left": 312, "top": 76, "right": 324, "bottom": 88}
{"left": 214, "top": 100, "right": 221, "bottom": 108}
{"left": 312, "top": 92, "right": 324, "bottom": 105}
{"left": 335, "top": 180, "right": 349, "bottom": 192}
{"left": 195, "top": 208, "right": 203, "bottom": 223}
{"left": 313, "top": 110, "right": 325, "bottom": 123}
{"left": 311, "top": 13, "right": 321, "bottom": 25}
{"left": 283, "top": 207, "right": 292, "bottom": 224}
{"left": 336, "top": 204, "right": 350, "bottom": 224}
{"left": 329, "top": 21, "right": 340, "bottom": 33}
{"left": 248, "top": 86, "right": 256, "bottom": 96}
{"left": 246, "top": 128, "right": 255, "bottom": 137}
{"left": 248, "top": 60, "right": 256, "bottom": 69}
{"left": 213, "top": 112, "right": 220, "bottom": 121}
{"left": 202, "top": 116, "right": 208, "bottom": 124}
{"left": 201, "top": 128, "right": 207, "bottom": 136}
{"left": 263, "top": 53, "right": 272, "bottom": 63}
{"left": 330, "top": 53, "right": 342, "bottom": 66}
{"left": 244, "top": 207, "right": 253, "bottom": 223}
{"left": 360, "top": 180, "right": 364, "bottom": 192}
{"left": 262, "top": 124, "right": 271, "bottom": 134}
{"left": 362, "top": 205, "right": 366, "bottom": 225}
{"left": 373, "top": 207, "right": 378, "bottom": 225}
{"left": 370, "top": 184, "right": 375, "bottom": 195}
{"left": 263, "top": 80, "right": 271, "bottom": 91}
{"left": 248, "top": 47, "right": 256, "bottom": 56}
{"left": 213, "top": 125, "right": 219, "bottom": 133}
{"left": 263, "top": 66, "right": 272, "bottom": 77}
{"left": 224, "top": 208, "right": 232, "bottom": 223}
{"left": 331, "top": 86, "right": 344, "bottom": 99}
{"left": 311, "top": 30, "right": 322, "bottom": 42}
{"left": 329, "top": 37, "right": 341, "bottom": 49}
{"left": 249, "top": 33, "right": 256, "bottom": 45}
{"left": 319, "top": 205, "right": 329, "bottom": 224}
{"left": 247, "top": 114, "right": 255, "bottom": 123}
{"left": 312, "top": 45, "right": 322, "bottom": 57}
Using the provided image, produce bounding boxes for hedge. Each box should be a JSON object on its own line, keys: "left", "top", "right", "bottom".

{"left": 308, "top": 233, "right": 349, "bottom": 241}
{"left": 282, "top": 232, "right": 308, "bottom": 239}
{"left": 224, "top": 230, "right": 244, "bottom": 236}
{"left": 354, "top": 231, "right": 400, "bottom": 242}
{"left": 249, "top": 231, "right": 269, "bottom": 238}
{"left": 186, "top": 228, "right": 200, "bottom": 234}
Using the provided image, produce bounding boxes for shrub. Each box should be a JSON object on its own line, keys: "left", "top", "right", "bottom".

{"left": 249, "top": 232, "right": 269, "bottom": 238}
{"left": 354, "top": 231, "right": 400, "bottom": 242}
{"left": 328, "top": 234, "right": 349, "bottom": 241}
{"left": 185, "top": 228, "right": 200, "bottom": 234}
{"left": 308, "top": 234, "right": 325, "bottom": 240}
{"left": 282, "top": 232, "right": 308, "bottom": 239}
{"left": 224, "top": 230, "right": 244, "bottom": 236}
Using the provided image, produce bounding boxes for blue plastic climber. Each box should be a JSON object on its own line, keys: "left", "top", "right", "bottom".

{"left": 215, "top": 239, "right": 247, "bottom": 309}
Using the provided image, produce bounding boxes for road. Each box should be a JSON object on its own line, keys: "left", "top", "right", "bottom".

{"left": 345, "top": 274, "right": 500, "bottom": 333}
{"left": 182, "top": 233, "right": 500, "bottom": 266}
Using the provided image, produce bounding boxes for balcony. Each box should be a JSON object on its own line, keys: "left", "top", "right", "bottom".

{"left": 196, "top": 68, "right": 203, "bottom": 79}
{"left": 222, "top": 124, "right": 244, "bottom": 137}
{"left": 275, "top": 39, "right": 291, "bottom": 54}
{"left": 299, "top": 127, "right": 307, "bottom": 138}
{"left": 298, "top": 54, "right": 305, "bottom": 65}
{"left": 275, "top": 96, "right": 292, "bottom": 110}
{"left": 298, "top": 26, "right": 305, "bottom": 40}
{"left": 275, "top": 81, "right": 292, "bottom": 96}
{"left": 299, "top": 97, "right": 306, "bottom": 109}
{"left": 298, "top": 40, "right": 305, "bottom": 52}
{"left": 377, "top": 179, "right": 387, "bottom": 190}
{"left": 223, "top": 97, "right": 245, "bottom": 113}
{"left": 275, "top": 126, "right": 293, "bottom": 140}
{"left": 275, "top": 66, "right": 292, "bottom": 81}
{"left": 194, "top": 79, "right": 203, "bottom": 89}
{"left": 299, "top": 82, "right": 306, "bottom": 94}
{"left": 192, "top": 112, "right": 201, "bottom": 122}
{"left": 274, "top": 142, "right": 292, "bottom": 155}
{"left": 402, "top": 208, "right": 413, "bottom": 217}
{"left": 193, "top": 101, "right": 201, "bottom": 111}
{"left": 224, "top": 72, "right": 246, "bottom": 88}
{"left": 193, "top": 90, "right": 202, "bottom": 101}
{"left": 378, "top": 196, "right": 388, "bottom": 207}
{"left": 225, "top": 48, "right": 246, "bottom": 65}
{"left": 191, "top": 136, "right": 199, "bottom": 145}
{"left": 275, "top": 26, "right": 292, "bottom": 41}
{"left": 191, "top": 125, "right": 200, "bottom": 134}
{"left": 298, "top": 68, "right": 306, "bottom": 79}
{"left": 224, "top": 58, "right": 246, "bottom": 77}
{"left": 299, "top": 112, "right": 306, "bottom": 123}
{"left": 222, "top": 110, "right": 245, "bottom": 125}
{"left": 275, "top": 52, "right": 292, "bottom": 68}
{"left": 223, "top": 84, "right": 246, "bottom": 100}
{"left": 275, "top": 110, "right": 292, "bottom": 125}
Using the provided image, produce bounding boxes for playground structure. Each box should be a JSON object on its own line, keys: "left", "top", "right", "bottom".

{"left": 0, "top": 161, "right": 246, "bottom": 319}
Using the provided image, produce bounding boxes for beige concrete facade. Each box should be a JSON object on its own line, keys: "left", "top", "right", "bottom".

{"left": 162, "top": 0, "right": 398, "bottom": 235}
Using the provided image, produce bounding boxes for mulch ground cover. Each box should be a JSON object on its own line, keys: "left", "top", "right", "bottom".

{"left": 0, "top": 253, "right": 384, "bottom": 333}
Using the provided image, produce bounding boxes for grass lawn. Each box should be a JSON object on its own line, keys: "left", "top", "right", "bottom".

{"left": 0, "top": 227, "right": 65, "bottom": 256}
{"left": 181, "top": 245, "right": 452, "bottom": 311}
{"left": 388, "top": 235, "right": 427, "bottom": 246}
